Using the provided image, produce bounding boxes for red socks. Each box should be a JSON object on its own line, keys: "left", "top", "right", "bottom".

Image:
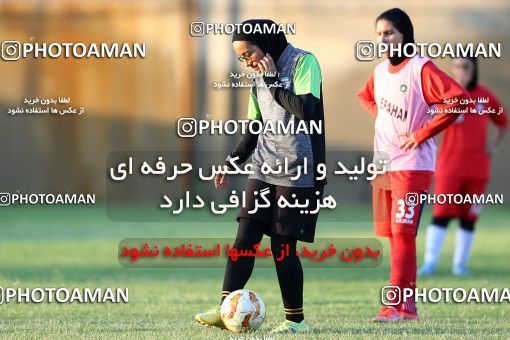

{"left": 388, "top": 233, "right": 417, "bottom": 313}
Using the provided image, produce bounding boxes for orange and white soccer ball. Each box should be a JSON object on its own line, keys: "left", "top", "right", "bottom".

{"left": 220, "top": 289, "right": 266, "bottom": 333}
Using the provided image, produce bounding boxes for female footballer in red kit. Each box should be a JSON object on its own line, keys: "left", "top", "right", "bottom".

{"left": 418, "top": 56, "right": 507, "bottom": 277}
{"left": 358, "top": 8, "right": 469, "bottom": 321}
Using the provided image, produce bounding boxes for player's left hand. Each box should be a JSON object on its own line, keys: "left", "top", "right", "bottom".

{"left": 258, "top": 53, "right": 277, "bottom": 75}
{"left": 399, "top": 132, "right": 419, "bottom": 151}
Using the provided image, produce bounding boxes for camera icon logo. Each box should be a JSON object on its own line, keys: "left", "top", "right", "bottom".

{"left": 356, "top": 40, "right": 376, "bottom": 61}
{"left": 2, "top": 41, "right": 21, "bottom": 61}
{"left": 381, "top": 285, "right": 401, "bottom": 306}
{"left": 405, "top": 193, "right": 419, "bottom": 207}
{"left": 177, "top": 118, "right": 197, "bottom": 138}
{"left": 190, "top": 22, "right": 205, "bottom": 37}
{"left": 0, "top": 193, "right": 11, "bottom": 206}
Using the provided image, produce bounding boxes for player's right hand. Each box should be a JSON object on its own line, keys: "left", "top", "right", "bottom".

{"left": 214, "top": 173, "right": 228, "bottom": 189}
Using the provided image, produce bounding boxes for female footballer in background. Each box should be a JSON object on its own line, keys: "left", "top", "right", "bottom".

{"left": 419, "top": 57, "right": 507, "bottom": 277}
{"left": 195, "top": 19, "right": 326, "bottom": 334}
{"left": 358, "top": 8, "right": 469, "bottom": 322}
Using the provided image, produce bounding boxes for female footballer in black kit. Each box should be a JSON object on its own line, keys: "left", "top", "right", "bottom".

{"left": 195, "top": 19, "right": 326, "bottom": 334}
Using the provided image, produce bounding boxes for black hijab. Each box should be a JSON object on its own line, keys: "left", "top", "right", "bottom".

{"left": 376, "top": 8, "right": 414, "bottom": 66}
{"left": 232, "top": 19, "right": 289, "bottom": 63}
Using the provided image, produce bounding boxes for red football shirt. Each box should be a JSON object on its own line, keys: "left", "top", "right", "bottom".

{"left": 435, "top": 85, "right": 507, "bottom": 180}
{"left": 358, "top": 58, "right": 468, "bottom": 190}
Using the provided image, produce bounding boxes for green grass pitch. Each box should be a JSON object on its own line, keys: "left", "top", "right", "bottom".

{"left": 0, "top": 205, "right": 509, "bottom": 339}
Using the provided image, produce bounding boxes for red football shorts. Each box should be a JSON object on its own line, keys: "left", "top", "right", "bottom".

{"left": 372, "top": 187, "right": 426, "bottom": 237}
{"left": 432, "top": 177, "right": 488, "bottom": 222}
